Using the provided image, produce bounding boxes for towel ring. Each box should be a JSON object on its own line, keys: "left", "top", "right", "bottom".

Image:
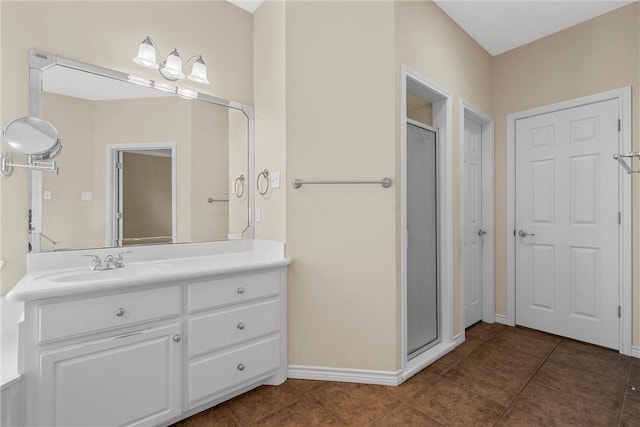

{"left": 234, "top": 174, "right": 245, "bottom": 198}
{"left": 257, "top": 169, "right": 270, "bottom": 196}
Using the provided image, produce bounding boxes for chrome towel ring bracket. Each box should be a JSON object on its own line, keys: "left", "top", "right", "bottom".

{"left": 234, "top": 174, "right": 245, "bottom": 198}
{"left": 257, "top": 169, "right": 270, "bottom": 196}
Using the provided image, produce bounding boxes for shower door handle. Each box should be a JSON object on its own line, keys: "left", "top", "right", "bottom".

{"left": 478, "top": 229, "right": 487, "bottom": 236}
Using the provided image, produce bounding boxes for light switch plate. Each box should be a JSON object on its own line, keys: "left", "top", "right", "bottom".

{"left": 81, "top": 192, "right": 93, "bottom": 201}
{"left": 255, "top": 207, "right": 263, "bottom": 223}
{"left": 43, "top": 191, "right": 52, "bottom": 200}
{"left": 270, "top": 171, "right": 280, "bottom": 189}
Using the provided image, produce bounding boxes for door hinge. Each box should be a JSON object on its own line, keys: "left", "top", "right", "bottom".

{"left": 116, "top": 212, "right": 123, "bottom": 219}
{"left": 116, "top": 162, "right": 123, "bottom": 170}
{"left": 513, "top": 229, "right": 516, "bottom": 237}
{"left": 618, "top": 119, "right": 621, "bottom": 132}
{"left": 618, "top": 305, "right": 621, "bottom": 318}
{"left": 618, "top": 212, "right": 621, "bottom": 225}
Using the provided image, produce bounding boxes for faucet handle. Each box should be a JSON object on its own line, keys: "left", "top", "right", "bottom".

{"left": 114, "top": 250, "right": 133, "bottom": 268}
{"left": 83, "top": 254, "right": 102, "bottom": 270}
{"left": 116, "top": 250, "right": 133, "bottom": 259}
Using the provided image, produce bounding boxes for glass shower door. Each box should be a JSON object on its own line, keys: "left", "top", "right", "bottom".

{"left": 406, "top": 121, "right": 439, "bottom": 358}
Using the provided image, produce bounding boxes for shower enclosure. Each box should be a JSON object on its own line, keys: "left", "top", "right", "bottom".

{"left": 406, "top": 120, "right": 439, "bottom": 358}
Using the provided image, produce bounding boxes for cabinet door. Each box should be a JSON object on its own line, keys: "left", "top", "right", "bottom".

{"left": 37, "top": 323, "right": 182, "bottom": 427}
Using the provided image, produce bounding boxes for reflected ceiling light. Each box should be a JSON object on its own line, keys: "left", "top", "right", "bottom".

{"left": 153, "top": 81, "right": 177, "bottom": 93}
{"left": 127, "top": 74, "right": 152, "bottom": 87}
{"left": 133, "top": 36, "right": 209, "bottom": 85}
{"left": 177, "top": 88, "right": 198, "bottom": 99}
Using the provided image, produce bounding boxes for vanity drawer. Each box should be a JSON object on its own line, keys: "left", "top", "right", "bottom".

{"left": 188, "top": 300, "right": 280, "bottom": 358}
{"left": 187, "top": 336, "right": 280, "bottom": 407}
{"left": 38, "top": 286, "right": 181, "bottom": 343}
{"left": 187, "top": 271, "right": 280, "bottom": 312}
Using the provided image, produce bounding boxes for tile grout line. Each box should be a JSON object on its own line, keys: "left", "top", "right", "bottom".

{"left": 241, "top": 384, "right": 310, "bottom": 427}
{"left": 489, "top": 335, "right": 563, "bottom": 427}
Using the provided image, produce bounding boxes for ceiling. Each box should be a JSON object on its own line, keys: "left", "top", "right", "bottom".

{"left": 227, "top": 0, "right": 636, "bottom": 56}
{"left": 433, "top": 0, "right": 635, "bottom": 56}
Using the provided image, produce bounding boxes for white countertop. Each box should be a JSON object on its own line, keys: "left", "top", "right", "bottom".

{"left": 6, "top": 240, "right": 290, "bottom": 302}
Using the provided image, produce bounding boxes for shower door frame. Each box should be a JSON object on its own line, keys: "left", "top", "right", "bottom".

{"left": 400, "top": 65, "right": 457, "bottom": 380}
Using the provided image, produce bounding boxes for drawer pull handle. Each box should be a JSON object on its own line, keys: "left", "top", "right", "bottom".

{"left": 115, "top": 308, "right": 125, "bottom": 317}
{"left": 173, "top": 334, "right": 182, "bottom": 343}
{"left": 237, "top": 287, "right": 245, "bottom": 294}
{"left": 237, "top": 323, "right": 245, "bottom": 330}
{"left": 237, "top": 363, "right": 245, "bottom": 371}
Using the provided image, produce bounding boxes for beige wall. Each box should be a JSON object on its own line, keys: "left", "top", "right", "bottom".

{"left": 254, "top": 0, "right": 287, "bottom": 242}
{"left": 395, "top": 0, "right": 494, "bottom": 340}
{"left": 191, "top": 101, "right": 230, "bottom": 241}
{"left": 228, "top": 108, "right": 250, "bottom": 235}
{"left": 1, "top": 1, "right": 253, "bottom": 293}
{"left": 42, "top": 93, "right": 100, "bottom": 249}
{"left": 493, "top": 2, "right": 640, "bottom": 345}
{"left": 285, "top": 1, "right": 398, "bottom": 371}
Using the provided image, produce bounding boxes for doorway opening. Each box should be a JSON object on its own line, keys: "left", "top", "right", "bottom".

{"left": 401, "top": 65, "right": 455, "bottom": 379}
{"left": 107, "top": 144, "right": 177, "bottom": 247}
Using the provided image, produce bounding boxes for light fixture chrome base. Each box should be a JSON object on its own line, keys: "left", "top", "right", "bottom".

{"left": 0, "top": 153, "right": 59, "bottom": 177}
{"left": 1, "top": 153, "right": 13, "bottom": 177}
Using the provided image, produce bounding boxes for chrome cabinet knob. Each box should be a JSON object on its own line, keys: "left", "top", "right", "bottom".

{"left": 518, "top": 230, "right": 536, "bottom": 237}
{"left": 237, "top": 363, "right": 245, "bottom": 371}
{"left": 237, "top": 287, "right": 245, "bottom": 294}
{"left": 237, "top": 323, "right": 245, "bottom": 330}
{"left": 173, "top": 334, "right": 182, "bottom": 342}
{"left": 478, "top": 229, "right": 487, "bottom": 236}
{"left": 115, "top": 308, "right": 125, "bottom": 317}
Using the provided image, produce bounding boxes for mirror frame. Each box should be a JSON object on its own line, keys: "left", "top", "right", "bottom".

{"left": 28, "top": 49, "right": 255, "bottom": 252}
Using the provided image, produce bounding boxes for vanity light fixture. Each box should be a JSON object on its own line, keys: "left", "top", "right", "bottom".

{"left": 133, "top": 36, "right": 210, "bottom": 85}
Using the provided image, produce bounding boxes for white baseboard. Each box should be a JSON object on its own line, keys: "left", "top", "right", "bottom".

{"left": 632, "top": 346, "right": 640, "bottom": 359}
{"left": 495, "top": 314, "right": 509, "bottom": 325}
{"left": 288, "top": 365, "right": 402, "bottom": 386}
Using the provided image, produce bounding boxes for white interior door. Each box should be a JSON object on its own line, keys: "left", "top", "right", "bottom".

{"left": 515, "top": 99, "right": 620, "bottom": 349}
{"left": 463, "top": 117, "right": 483, "bottom": 328}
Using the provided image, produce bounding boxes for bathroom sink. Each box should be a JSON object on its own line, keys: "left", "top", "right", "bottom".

{"left": 35, "top": 264, "right": 171, "bottom": 283}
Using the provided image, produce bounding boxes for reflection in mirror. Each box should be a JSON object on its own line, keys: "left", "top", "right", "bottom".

{"left": 31, "top": 53, "right": 252, "bottom": 251}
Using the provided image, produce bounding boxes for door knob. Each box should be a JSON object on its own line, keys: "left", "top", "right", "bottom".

{"left": 518, "top": 230, "right": 536, "bottom": 237}
{"left": 478, "top": 229, "right": 487, "bottom": 236}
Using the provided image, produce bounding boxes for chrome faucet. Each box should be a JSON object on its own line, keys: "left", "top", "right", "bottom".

{"left": 83, "top": 251, "right": 132, "bottom": 271}
{"left": 102, "top": 255, "right": 117, "bottom": 270}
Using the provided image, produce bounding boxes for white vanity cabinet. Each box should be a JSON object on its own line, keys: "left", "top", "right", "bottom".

{"left": 37, "top": 322, "right": 183, "bottom": 427}
{"left": 17, "top": 262, "right": 289, "bottom": 427}
{"left": 185, "top": 270, "right": 284, "bottom": 408}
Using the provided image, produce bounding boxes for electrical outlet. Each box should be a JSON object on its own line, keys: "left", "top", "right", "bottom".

{"left": 255, "top": 207, "right": 263, "bottom": 223}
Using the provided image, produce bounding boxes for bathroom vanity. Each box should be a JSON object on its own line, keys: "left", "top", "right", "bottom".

{"left": 7, "top": 240, "right": 290, "bottom": 427}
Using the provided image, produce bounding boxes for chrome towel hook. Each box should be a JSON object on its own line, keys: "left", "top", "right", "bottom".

{"left": 257, "top": 169, "right": 270, "bottom": 195}
{"left": 234, "top": 174, "right": 245, "bottom": 198}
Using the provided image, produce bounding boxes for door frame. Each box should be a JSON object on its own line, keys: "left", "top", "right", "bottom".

{"left": 459, "top": 101, "right": 495, "bottom": 330}
{"left": 506, "top": 87, "right": 632, "bottom": 355}
{"left": 106, "top": 143, "right": 177, "bottom": 247}
{"left": 400, "top": 64, "right": 456, "bottom": 379}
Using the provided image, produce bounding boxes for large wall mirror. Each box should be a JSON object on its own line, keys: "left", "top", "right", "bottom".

{"left": 29, "top": 50, "right": 254, "bottom": 252}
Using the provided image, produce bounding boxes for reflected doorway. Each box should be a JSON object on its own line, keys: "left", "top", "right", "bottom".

{"left": 108, "top": 144, "right": 176, "bottom": 247}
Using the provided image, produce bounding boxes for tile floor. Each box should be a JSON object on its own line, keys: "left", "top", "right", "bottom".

{"left": 173, "top": 322, "right": 640, "bottom": 426}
